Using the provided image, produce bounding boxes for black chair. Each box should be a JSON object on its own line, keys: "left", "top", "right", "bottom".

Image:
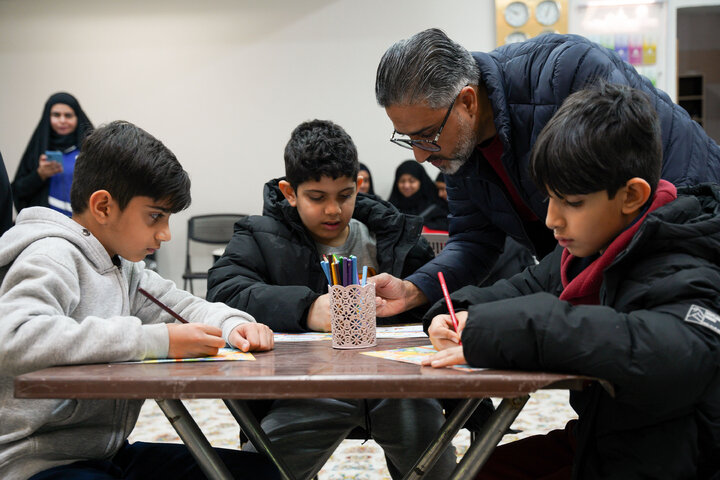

{"left": 182, "top": 214, "right": 247, "bottom": 294}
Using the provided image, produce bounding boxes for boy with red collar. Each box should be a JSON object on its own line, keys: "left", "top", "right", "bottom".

{"left": 423, "top": 83, "right": 720, "bottom": 479}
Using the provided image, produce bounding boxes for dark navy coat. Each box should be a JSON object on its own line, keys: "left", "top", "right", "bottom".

{"left": 407, "top": 34, "right": 720, "bottom": 303}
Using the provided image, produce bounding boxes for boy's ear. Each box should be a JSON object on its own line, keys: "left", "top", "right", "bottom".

{"left": 278, "top": 180, "right": 297, "bottom": 207}
{"left": 622, "top": 177, "right": 652, "bottom": 214}
{"left": 87, "top": 190, "right": 116, "bottom": 224}
{"left": 356, "top": 176, "right": 364, "bottom": 191}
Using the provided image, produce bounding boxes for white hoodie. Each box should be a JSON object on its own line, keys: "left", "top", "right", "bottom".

{"left": 0, "top": 207, "right": 256, "bottom": 479}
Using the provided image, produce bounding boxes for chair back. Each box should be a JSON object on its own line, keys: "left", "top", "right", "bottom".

{"left": 187, "top": 214, "right": 245, "bottom": 244}
{"left": 183, "top": 213, "right": 247, "bottom": 294}
{"left": 421, "top": 232, "right": 449, "bottom": 257}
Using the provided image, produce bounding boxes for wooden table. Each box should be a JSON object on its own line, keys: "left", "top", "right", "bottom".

{"left": 15, "top": 337, "right": 597, "bottom": 480}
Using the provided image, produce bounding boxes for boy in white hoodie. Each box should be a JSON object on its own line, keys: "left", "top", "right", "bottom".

{"left": 0, "top": 121, "right": 279, "bottom": 480}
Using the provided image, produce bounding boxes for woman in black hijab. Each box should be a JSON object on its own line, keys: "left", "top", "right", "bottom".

{"left": 12, "top": 92, "right": 93, "bottom": 215}
{"left": 388, "top": 159, "right": 448, "bottom": 231}
{"left": 358, "top": 162, "right": 376, "bottom": 196}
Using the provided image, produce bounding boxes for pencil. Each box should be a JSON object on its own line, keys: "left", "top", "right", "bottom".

{"left": 437, "top": 272, "right": 461, "bottom": 344}
{"left": 350, "top": 255, "right": 358, "bottom": 285}
{"left": 138, "top": 287, "right": 189, "bottom": 324}
{"left": 331, "top": 260, "right": 340, "bottom": 286}
{"left": 320, "top": 260, "right": 332, "bottom": 285}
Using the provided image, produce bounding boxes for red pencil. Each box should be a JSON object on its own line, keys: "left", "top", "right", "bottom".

{"left": 138, "top": 287, "right": 189, "bottom": 324}
{"left": 437, "top": 272, "right": 461, "bottom": 345}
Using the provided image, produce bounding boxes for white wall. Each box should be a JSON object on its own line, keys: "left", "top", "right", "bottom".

{"left": 0, "top": 0, "right": 496, "bottom": 291}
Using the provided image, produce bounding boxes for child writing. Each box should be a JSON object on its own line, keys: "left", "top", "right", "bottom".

{"left": 207, "top": 119, "right": 456, "bottom": 480}
{"left": 422, "top": 83, "right": 720, "bottom": 479}
{"left": 0, "top": 121, "right": 278, "bottom": 480}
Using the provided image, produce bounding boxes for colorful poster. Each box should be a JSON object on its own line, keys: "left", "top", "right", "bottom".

{"left": 361, "top": 346, "right": 485, "bottom": 372}
{"left": 376, "top": 324, "right": 427, "bottom": 338}
{"left": 614, "top": 34, "right": 628, "bottom": 62}
{"left": 628, "top": 34, "right": 643, "bottom": 65}
{"left": 642, "top": 35, "right": 657, "bottom": 65}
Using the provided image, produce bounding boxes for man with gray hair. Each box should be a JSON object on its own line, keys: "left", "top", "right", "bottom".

{"left": 372, "top": 28, "right": 720, "bottom": 317}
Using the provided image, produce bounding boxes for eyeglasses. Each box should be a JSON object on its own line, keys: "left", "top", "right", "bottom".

{"left": 389, "top": 85, "right": 467, "bottom": 152}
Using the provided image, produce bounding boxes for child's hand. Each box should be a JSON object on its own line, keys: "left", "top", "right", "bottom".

{"left": 421, "top": 345, "right": 466, "bottom": 368}
{"left": 229, "top": 323, "right": 274, "bottom": 352}
{"left": 167, "top": 323, "right": 225, "bottom": 358}
{"left": 306, "top": 294, "right": 331, "bottom": 332}
{"left": 427, "top": 311, "right": 468, "bottom": 351}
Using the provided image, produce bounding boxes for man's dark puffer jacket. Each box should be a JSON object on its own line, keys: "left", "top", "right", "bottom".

{"left": 408, "top": 33, "right": 720, "bottom": 304}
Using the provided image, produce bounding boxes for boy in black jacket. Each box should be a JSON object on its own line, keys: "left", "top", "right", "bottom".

{"left": 423, "top": 83, "right": 720, "bottom": 479}
{"left": 207, "top": 120, "right": 456, "bottom": 480}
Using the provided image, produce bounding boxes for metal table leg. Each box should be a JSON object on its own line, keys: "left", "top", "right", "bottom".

{"left": 402, "top": 398, "right": 482, "bottom": 480}
{"left": 224, "top": 399, "right": 297, "bottom": 480}
{"left": 449, "top": 395, "right": 529, "bottom": 480}
{"left": 155, "top": 399, "right": 233, "bottom": 480}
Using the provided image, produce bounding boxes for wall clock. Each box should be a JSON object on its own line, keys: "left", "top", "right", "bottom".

{"left": 495, "top": 0, "right": 568, "bottom": 46}
{"left": 536, "top": 0, "right": 561, "bottom": 26}
{"left": 504, "top": 1, "right": 530, "bottom": 27}
{"left": 506, "top": 31, "right": 529, "bottom": 44}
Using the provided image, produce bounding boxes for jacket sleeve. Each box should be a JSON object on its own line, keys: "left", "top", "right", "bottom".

{"left": 461, "top": 270, "right": 720, "bottom": 411}
{"left": 381, "top": 231, "right": 437, "bottom": 325}
{"left": 0, "top": 248, "right": 170, "bottom": 375}
{"left": 405, "top": 188, "right": 507, "bottom": 304}
{"left": 127, "top": 262, "right": 257, "bottom": 347}
{"left": 422, "top": 246, "right": 560, "bottom": 330}
{"left": 206, "top": 221, "right": 321, "bottom": 332}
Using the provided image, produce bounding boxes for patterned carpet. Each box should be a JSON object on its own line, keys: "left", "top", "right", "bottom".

{"left": 128, "top": 390, "right": 577, "bottom": 479}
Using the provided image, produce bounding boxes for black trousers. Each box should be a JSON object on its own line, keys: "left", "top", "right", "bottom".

{"left": 28, "top": 441, "right": 280, "bottom": 480}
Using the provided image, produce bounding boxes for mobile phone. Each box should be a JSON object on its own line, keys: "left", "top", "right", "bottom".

{"left": 45, "top": 150, "right": 63, "bottom": 166}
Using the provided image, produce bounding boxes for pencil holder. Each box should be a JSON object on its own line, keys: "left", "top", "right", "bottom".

{"left": 329, "top": 283, "right": 377, "bottom": 349}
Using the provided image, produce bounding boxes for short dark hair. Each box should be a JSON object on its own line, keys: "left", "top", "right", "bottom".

{"left": 375, "top": 28, "right": 479, "bottom": 109}
{"left": 70, "top": 121, "right": 191, "bottom": 213}
{"left": 530, "top": 82, "right": 662, "bottom": 199}
{"left": 284, "top": 119, "right": 358, "bottom": 189}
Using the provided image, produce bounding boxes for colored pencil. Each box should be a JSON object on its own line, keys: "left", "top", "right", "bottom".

{"left": 437, "top": 272, "right": 461, "bottom": 344}
{"left": 138, "top": 287, "right": 189, "bottom": 324}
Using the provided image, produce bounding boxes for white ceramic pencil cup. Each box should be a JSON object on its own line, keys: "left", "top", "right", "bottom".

{"left": 329, "top": 283, "right": 377, "bottom": 349}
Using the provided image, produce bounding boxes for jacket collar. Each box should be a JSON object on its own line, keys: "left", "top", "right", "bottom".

{"left": 261, "top": 178, "right": 424, "bottom": 273}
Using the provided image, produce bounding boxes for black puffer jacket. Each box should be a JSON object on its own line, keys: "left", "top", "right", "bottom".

{"left": 425, "top": 184, "right": 720, "bottom": 479}
{"left": 207, "top": 179, "right": 434, "bottom": 331}
{"left": 408, "top": 34, "right": 720, "bottom": 304}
